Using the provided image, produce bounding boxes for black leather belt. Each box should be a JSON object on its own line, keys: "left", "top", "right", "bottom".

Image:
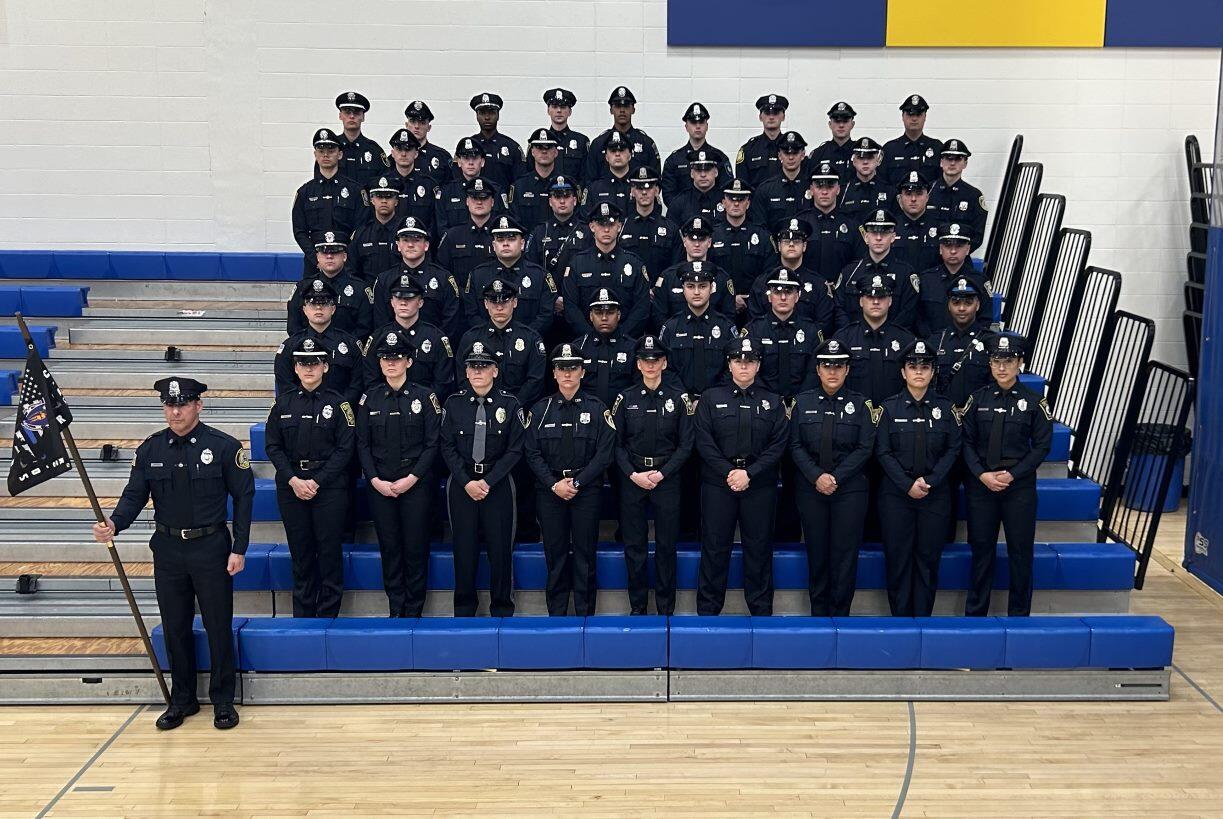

{"left": 471, "top": 460, "right": 496, "bottom": 475}
{"left": 633, "top": 455, "right": 668, "bottom": 469}
{"left": 732, "top": 458, "right": 749, "bottom": 468}
{"left": 298, "top": 460, "right": 325, "bottom": 470}
{"left": 156, "top": 523, "right": 223, "bottom": 541}
{"left": 560, "top": 469, "right": 577, "bottom": 478}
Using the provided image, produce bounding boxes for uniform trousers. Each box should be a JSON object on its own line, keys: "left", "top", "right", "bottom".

{"left": 795, "top": 480, "right": 868, "bottom": 616}
{"left": 277, "top": 485, "right": 347, "bottom": 617}
{"left": 447, "top": 476, "right": 516, "bottom": 617}
{"left": 965, "top": 475, "right": 1037, "bottom": 616}
{"left": 537, "top": 487, "right": 601, "bottom": 615}
{"left": 697, "top": 479, "right": 777, "bottom": 616}
{"left": 618, "top": 472, "right": 681, "bottom": 615}
{"left": 368, "top": 480, "right": 432, "bottom": 617}
{"left": 879, "top": 483, "right": 952, "bottom": 617}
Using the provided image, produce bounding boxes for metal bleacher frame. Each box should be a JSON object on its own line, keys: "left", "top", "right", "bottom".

{"left": 982, "top": 135, "right": 1024, "bottom": 270}
{"left": 1003, "top": 193, "right": 1066, "bottom": 339}
{"left": 1028, "top": 228, "right": 1092, "bottom": 386}
{"left": 1045, "top": 267, "right": 1122, "bottom": 433}
{"left": 985, "top": 162, "right": 1044, "bottom": 305}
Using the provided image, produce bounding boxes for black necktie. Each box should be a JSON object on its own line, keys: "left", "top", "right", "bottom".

{"left": 559, "top": 402, "right": 575, "bottom": 466}
{"left": 694, "top": 330, "right": 708, "bottom": 392}
{"left": 472, "top": 398, "right": 488, "bottom": 464}
{"left": 736, "top": 394, "right": 752, "bottom": 460}
{"left": 597, "top": 357, "right": 611, "bottom": 406}
{"left": 171, "top": 438, "right": 189, "bottom": 499}
{"left": 386, "top": 392, "right": 403, "bottom": 468}
{"left": 643, "top": 394, "right": 659, "bottom": 457}
{"left": 778, "top": 324, "right": 792, "bottom": 394}
{"left": 869, "top": 345, "right": 884, "bottom": 403}
{"left": 293, "top": 393, "right": 316, "bottom": 463}
{"left": 913, "top": 403, "right": 928, "bottom": 476}
{"left": 819, "top": 404, "right": 835, "bottom": 473}
{"left": 986, "top": 402, "right": 1005, "bottom": 470}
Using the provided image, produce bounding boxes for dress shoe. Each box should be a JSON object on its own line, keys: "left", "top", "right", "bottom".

{"left": 213, "top": 704, "right": 240, "bottom": 730}
{"left": 155, "top": 702, "right": 200, "bottom": 731}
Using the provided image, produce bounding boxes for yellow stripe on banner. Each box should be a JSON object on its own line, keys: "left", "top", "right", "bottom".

{"left": 886, "top": 0, "right": 1106, "bottom": 48}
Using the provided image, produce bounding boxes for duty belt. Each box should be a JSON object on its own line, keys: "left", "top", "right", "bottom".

{"left": 155, "top": 523, "right": 223, "bottom": 541}
{"left": 470, "top": 460, "right": 496, "bottom": 475}
{"left": 298, "top": 460, "right": 326, "bottom": 470}
{"left": 632, "top": 454, "right": 669, "bottom": 469}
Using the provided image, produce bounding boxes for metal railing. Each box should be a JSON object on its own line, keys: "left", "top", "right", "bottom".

{"left": 1003, "top": 193, "right": 1066, "bottom": 339}
{"left": 1028, "top": 228, "right": 1092, "bottom": 384}
{"left": 985, "top": 162, "right": 1044, "bottom": 304}
{"left": 1046, "top": 267, "right": 1122, "bottom": 433}
{"left": 983, "top": 135, "right": 1024, "bottom": 269}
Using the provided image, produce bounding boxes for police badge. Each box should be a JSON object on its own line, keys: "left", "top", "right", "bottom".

{"left": 344, "top": 285, "right": 354, "bottom": 297}
{"left": 515, "top": 337, "right": 525, "bottom": 352}
{"left": 892, "top": 339, "right": 900, "bottom": 351}
{"left": 421, "top": 339, "right": 432, "bottom": 354}
{"left": 1017, "top": 399, "right": 1028, "bottom": 412}
{"left": 418, "top": 186, "right": 426, "bottom": 198}
{"left": 341, "top": 187, "right": 349, "bottom": 199}
{"left": 429, "top": 278, "right": 438, "bottom": 290}
{"left": 761, "top": 399, "right": 770, "bottom": 411}
{"left": 579, "top": 412, "right": 591, "bottom": 425}
{"left": 845, "top": 401, "right": 855, "bottom": 414}
{"left": 322, "top": 405, "right": 333, "bottom": 419}
{"left": 711, "top": 325, "right": 721, "bottom": 339}
{"left": 200, "top": 448, "right": 213, "bottom": 464}
{"left": 496, "top": 407, "right": 507, "bottom": 424}
{"left": 411, "top": 398, "right": 422, "bottom": 414}
{"left": 521, "top": 276, "right": 532, "bottom": 289}
{"left": 932, "top": 406, "right": 942, "bottom": 420}
{"left": 664, "top": 398, "right": 675, "bottom": 413}
{"left": 338, "top": 342, "right": 349, "bottom": 355}
{"left": 796, "top": 329, "right": 805, "bottom": 343}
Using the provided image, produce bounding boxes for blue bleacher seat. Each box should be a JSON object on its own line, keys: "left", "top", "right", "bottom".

{"left": 833, "top": 617, "right": 921, "bottom": 669}
{"left": 917, "top": 617, "right": 1007, "bottom": 669}
{"left": 992, "top": 543, "right": 1059, "bottom": 590}
{"left": 582, "top": 616, "right": 667, "bottom": 669}
{"left": 0, "top": 325, "right": 54, "bottom": 357}
{"left": 0, "top": 250, "right": 53, "bottom": 279}
{"left": 346, "top": 549, "right": 386, "bottom": 591}
{"left": 111, "top": 251, "right": 167, "bottom": 279}
{"left": 1050, "top": 423, "right": 1072, "bottom": 462}
{"left": 937, "top": 544, "right": 974, "bottom": 588}
{"left": 412, "top": 617, "right": 500, "bottom": 670}
{"left": 0, "top": 288, "right": 21, "bottom": 316}
{"left": 165, "top": 252, "right": 222, "bottom": 281}
{"left": 249, "top": 479, "right": 278, "bottom": 520}
{"left": 1052, "top": 543, "right": 1135, "bottom": 589}
{"left": 248, "top": 423, "right": 267, "bottom": 461}
{"left": 1003, "top": 617, "right": 1091, "bottom": 668}
{"left": 1081, "top": 615, "right": 1174, "bottom": 668}
{"left": 220, "top": 253, "right": 280, "bottom": 281}
{"left": 237, "top": 618, "right": 330, "bottom": 671}
{"left": 151, "top": 616, "right": 247, "bottom": 671}
{"left": 511, "top": 550, "right": 546, "bottom": 589}
{"left": 1018, "top": 372, "right": 1046, "bottom": 394}
{"left": 1035, "top": 479, "right": 1100, "bottom": 519}
{"left": 232, "top": 545, "right": 272, "bottom": 592}
{"left": 19, "top": 286, "right": 87, "bottom": 317}
{"left": 51, "top": 251, "right": 110, "bottom": 279}
{"left": 751, "top": 617, "right": 836, "bottom": 669}
{"left": 274, "top": 254, "right": 306, "bottom": 281}
{"left": 267, "top": 545, "right": 293, "bottom": 590}
{"left": 669, "top": 616, "right": 752, "bottom": 669}
{"left": 498, "top": 617, "right": 584, "bottom": 669}
{"left": 325, "top": 618, "right": 413, "bottom": 671}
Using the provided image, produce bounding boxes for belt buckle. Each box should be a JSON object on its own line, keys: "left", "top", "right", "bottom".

{"left": 733, "top": 458, "right": 747, "bottom": 468}
{"left": 473, "top": 463, "right": 486, "bottom": 475}
{"left": 299, "top": 460, "right": 310, "bottom": 469}
{"left": 642, "top": 456, "right": 655, "bottom": 468}
{"left": 180, "top": 528, "right": 190, "bottom": 540}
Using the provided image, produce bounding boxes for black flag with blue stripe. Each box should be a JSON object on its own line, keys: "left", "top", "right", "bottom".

{"left": 7, "top": 343, "right": 73, "bottom": 496}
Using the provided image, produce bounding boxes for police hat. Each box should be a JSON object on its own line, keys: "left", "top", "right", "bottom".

{"left": 862, "top": 274, "right": 894, "bottom": 298}
{"left": 490, "top": 214, "right": 526, "bottom": 236}
{"left": 815, "top": 339, "right": 850, "bottom": 362}
{"left": 635, "top": 335, "right": 668, "bottom": 360}
{"left": 482, "top": 277, "right": 519, "bottom": 302}
{"left": 687, "top": 148, "right": 718, "bottom": 166}
{"left": 312, "top": 128, "right": 341, "bottom": 148}
{"left": 292, "top": 336, "right": 329, "bottom": 364}
{"left": 809, "top": 161, "right": 840, "bottom": 183}
{"left": 628, "top": 166, "right": 659, "bottom": 187}
{"left": 549, "top": 176, "right": 577, "bottom": 195}
{"left": 755, "top": 93, "right": 789, "bottom": 113}
{"left": 681, "top": 216, "right": 712, "bottom": 238}
{"left": 551, "top": 342, "right": 585, "bottom": 367}
{"left": 722, "top": 178, "right": 753, "bottom": 197}
{"left": 608, "top": 86, "right": 637, "bottom": 106}
{"left": 154, "top": 376, "right": 207, "bottom": 405}
{"left": 454, "top": 138, "right": 483, "bottom": 158}
{"left": 900, "top": 94, "right": 930, "bottom": 114}
{"left": 588, "top": 201, "right": 623, "bottom": 224}
{"left": 901, "top": 339, "right": 936, "bottom": 365}
{"left": 464, "top": 177, "right": 495, "bottom": 198}
{"left": 728, "top": 336, "right": 762, "bottom": 362}
{"left": 368, "top": 176, "right": 401, "bottom": 197}
{"left": 987, "top": 334, "right": 1026, "bottom": 359}
{"left": 388, "top": 129, "right": 421, "bottom": 150}
{"left": 778, "top": 131, "right": 807, "bottom": 151}
{"left": 682, "top": 102, "right": 710, "bottom": 122}
{"left": 336, "top": 91, "right": 370, "bottom": 112}
{"left": 678, "top": 260, "right": 716, "bottom": 284}
{"left": 941, "top": 139, "right": 971, "bottom": 158}
{"left": 312, "top": 231, "right": 347, "bottom": 253}
{"left": 774, "top": 217, "right": 812, "bottom": 242}
{"left": 939, "top": 223, "right": 973, "bottom": 243}
{"left": 544, "top": 88, "right": 577, "bottom": 107}
{"left": 851, "top": 137, "right": 883, "bottom": 155}
{"left": 766, "top": 268, "right": 802, "bottom": 290}
{"left": 828, "top": 101, "right": 857, "bottom": 119}
{"left": 375, "top": 330, "right": 415, "bottom": 359}
{"left": 948, "top": 277, "right": 981, "bottom": 299}
{"left": 404, "top": 100, "right": 435, "bottom": 121}
{"left": 897, "top": 170, "right": 931, "bottom": 191}
{"left": 589, "top": 287, "right": 622, "bottom": 309}
{"left": 303, "top": 277, "right": 339, "bottom": 303}
{"left": 604, "top": 131, "right": 631, "bottom": 152}
{"left": 470, "top": 92, "right": 504, "bottom": 111}
{"left": 464, "top": 340, "right": 498, "bottom": 367}
{"left": 528, "top": 128, "right": 558, "bottom": 147}
{"left": 396, "top": 216, "right": 429, "bottom": 239}
{"left": 389, "top": 275, "right": 425, "bottom": 299}
{"left": 863, "top": 209, "right": 897, "bottom": 230}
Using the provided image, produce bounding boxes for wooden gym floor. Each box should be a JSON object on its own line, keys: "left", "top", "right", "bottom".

{"left": 4, "top": 513, "right": 1223, "bottom": 817}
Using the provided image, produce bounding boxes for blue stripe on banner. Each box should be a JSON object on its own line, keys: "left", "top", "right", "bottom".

{"left": 667, "top": 0, "right": 887, "bottom": 47}
{"left": 1104, "top": 0, "right": 1223, "bottom": 47}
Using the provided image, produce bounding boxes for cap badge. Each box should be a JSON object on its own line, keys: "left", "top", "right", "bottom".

{"left": 168, "top": 380, "right": 180, "bottom": 396}
{"left": 303, "top": 338, "right": 316, "bottom": 351}
{"left": 312, "top": 279, "right": 324, "bottom": 292}
{"left": 911, "top": 95, "right": 920, "bottom": 105}
{"left": 768, "top": 95, "right": 777, "bottom": 104}
{"left": 387, "top": 332, "right": 398, "bottom": 346}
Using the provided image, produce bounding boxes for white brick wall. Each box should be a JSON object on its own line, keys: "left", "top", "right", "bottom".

{"left": 0, "top": 0, "right": 1218, "bottom": 365}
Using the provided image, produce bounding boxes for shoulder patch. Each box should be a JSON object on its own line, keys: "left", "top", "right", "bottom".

{"left": 430, "top": 392, "right": 442, "bottom": 414}
{"left": 1039, "top": 397, "right": 1053, "bottom": 420}
{"left": 953, "top": 395, "right": 973, "bottom": 422}
{"left": 441, "top": 337, "right": 453, "bottom": 357}
{"left": 518, "top": 408, "right": 531, "bottom": 428}
{"left": 340, "top": 401, "right": 355, "bottom": 426}
{"left": 604, "top": 409, "right": 616, "bottom": 430}
{"left": 681, "top": 394, "right": 696, "bottom": 416}
{"left": 735, "top": 147, "right": 745, "bottom": 165}
{"left": 364, "top": 286, "right": 374, "bottom": 303}
{"left": 784, "top": 398, "right": 794, "bottom": 420}
{"left": 865, "top": 399, "right": 882, "bottom": 426}
{"left": 236, "top": 449, "right": 251, "bottom": 470}
{"left": 448, "top": 276, "right": 460, "bottom": 297}
{"left": 545, "top": 272, "right": 557, "bottom": 293}
{"left": 610, "top": 394, "right": 623, "bottom": 415}
{"left": 358, "top": 392, "right": 367, "bottom": 407}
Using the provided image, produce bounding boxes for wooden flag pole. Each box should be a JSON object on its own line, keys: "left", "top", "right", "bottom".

{"left": 14, "top": 314, "right": 170, "bottom": 705}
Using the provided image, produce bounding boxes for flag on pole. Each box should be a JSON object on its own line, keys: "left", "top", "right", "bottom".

{"left": 7, "top": 344, "right": 73, "bottom": 496}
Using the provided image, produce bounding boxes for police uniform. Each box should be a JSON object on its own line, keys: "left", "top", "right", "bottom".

{"left": 574, "top": 288, "right": 637, "bottom": 408}
{"left": 403, "top": 100, "right": 452, "bottom": 185}
{"left": 264, "top": 340, "right": 356, "bottom": 618}
{"left": 511, "top": 129, "right": 562, "bottom": 231}
{"left": 653, "top": 258, "right": 735, "bottom": 330}
{"left": 962, "top": 335, "right": 1053, "bottom": 617}
{"left": 875, "top": 341, "right": 961, "bottom": 616}
{"left": 752, "top": 131, "right": 813, "bottom": 228}
{"left": 524, "top": 344, "right": 617, "bottom": 615}
{"left": 560, "top": 202, "right": 651, "bottom": 337}
{"left": 287, "top": 253, "right": 374, "bottom": 342}
{"left": 357, "top": 333, "right": 442, "bottom": 617}
{"left": 832, "top": 281, "right": 916, "bottom": 406}
{"left": 735, "top": 94, "right": 789, "bottom": 188}
{"left": 542, "top": 88, "right": 590, "bottom": 184}
{"left": 610, "top": 336, "right": 695, "bottom": 614}
{"left": 882, "top": 95, "right": 941, "bottom": 186}
{"left": 348, "top": 178, "right": 406, "bottom": 282}
{"left": 457, "top": 280, "right": 549, "bottom": 407}
{"left": 694, "top": 337, "right": 789, "bottom": 615}
{"left": 467, "top": 93, "right": 524, "bottom": 193}
{"left": 665, "top": 148, "right": 727, "bottom": 226}
{"left": 745, "top": 270, "right": 823, "bottom": 399}
{"left": 808, "top": 101, "right": 858, "bottom": 183}
{"left": 108, "top": 377, "right": 253, "bottom": 729}
{"left": 584, "top": 86, "right": 662, "bottom": 181}
{"left": 619, "top": 167, "right": 682, "bottom": 277}
{"left": 435, "top": 155, "right": 508, "bottom": 236}
{"left": 335, "top": 92, "right": 389, "bottom": 186}
{"left": 371, "top": 218, "right": 461, "bottom": 336}
{"left": 662, "top": 103, "right": 734, "bottom": 201}
{"left": 789, "top": 340, "right": 876, "bottom": 615}
{"left": 275, "top": 288, "right": 365, "bottom": 407}
{"left": 796, "top": 164, "right": 863, "bottom": 281}
{"left": 464, "top": 217, "right": 556, "bottom": 337}
{"left": 710, "top": 180, "right": 773, "bottom": 300}
{"left": 657, "top": 264, "right": 737, "bottom": 394}
{"left": 384, "top": 131, "right": 439, "bottom": 234}
{"left": 929, "top": 278, "right": 996, "bottom": 408}
{"left": 435, "top": 179, "right": 497, "bottom": 285}
{"left": 364, "top": 283, "right": 455, "bottom": 396}
{"left": 440, "top": 346, "right": 526, "bottom": 616}
{"left": 583, "top": 129, "right": 634, "bottom": 214}
{"left": 916, "top": 224, "right": 994, "bottom": 337}
{"left": 293, "top": 128, "right": 368, "bottom": 275}
{"left": 928, "top": 140, "right": 987, "bottom": 251}
{"left": 839, "top": 137, "right": 897, "bottom": 219}
{"left": 834, "top": 211, "right": 920, "bottom": 331}
{"left": 746, "top": 220, "right": 835, "bottom": 333}
{"left": 524, "top": 176, "right": 583, "bottom": 278}
{"left": 892, "top": 171, "right": 943, "bottom": 275}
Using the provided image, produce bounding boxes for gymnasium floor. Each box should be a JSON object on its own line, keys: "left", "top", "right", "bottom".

{"left": 5, "top": 514, "right": 1222, "bottom": 818}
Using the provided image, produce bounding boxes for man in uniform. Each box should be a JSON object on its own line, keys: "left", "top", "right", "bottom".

{"left": 348, "top": 176, "right": 404, "bottom": 282}
{"left": 833, "top": 209, "right": 919, "bottom": 330}
{"left": 753, "top": 131, "right": 812, "bottom": 228}
{"left": 457, "top": 278, "right": 548, "bottom": 407}
{"left": 403, "top": 100, "right": 452, "bottom": 185}
{"left": 584, "top": 86, "right": 661, "bottom": 181}
{"left": 435, "top": 177, "right": 498, "bottom": 289}
{"left": 745, "top": 269, "right": 823, "bottom": 399}
{"left": 292, "top": 128, "right": 368, "bottom": 276}
{"left": 658, "top": 262, "right": 737, "bottom": 394}
{"left": 584, "top": 130, "right": 635, "bottom": 216}
{"left": 610, "top": 335, "right": 695, "bottom": 615}
{"left": 882, "top": 94, "right": 941, "bottom": 186}
{"left": 710, "top": 178, "right": 772, "bottom": 317}
{"left": 276, "top": 279, "right": 365, "bottom": 406}
{"left": 929, "top": 139, "right": 988, "bottom": 251}
{"left": 653, "top": 220, "right": 735, "bottom": 327}
{"left": 435, "top": 142, "right": 507, "bottom": 237}
{"left": 357, "top": 333, "right": 442, "bottom": 618}
{"left": 524, "top": 343, "right": 616, "bottom": 616}
{"left": 892, "top": 170, "right": 943, "bottom": 275}
{"left": 574, "top": 288, "right": 637, "bottom": 408}
{"left": 962, "top": 334, "right": 1053, "bottom": 617}
{"left": 917, "top": 223, "right": 993, "bottom": 336}
{"left": 809, "top": 101, "right": 857, "bottom": 183}
{"left": 525, "top": 175, "right": 582, "bottom": 282}
{"left": 747, "top": 219, "right": 834, "bottom": 330}
{"left": 617, "top": 167, "right": 682, "bottom": 281}
{"left": 560, "top": 201, "right": 650, "bottom": 338}
{"left": 465, "top": 215, "right": 555, "bottom": 337}
{"left": 929, "top": 277, "right": 996, "bottom": 409}
{"left": 335, "top": 91, "right": 388, "bottom": 186}
{"left": 383, "top": 129, "right": 438, "bottom": 236}
{"left": 662, "top": 102, "right": 733, "bottom": 202}
{"left": 541, "top": 87, "right": 589, "bottom": 183}
{"left": 466, "top": 92, "right": 523, "bottom": 193}
{"left": 364, "top": 279, "right": 455, "bottom": 396}
{"left": 694, "top": 337, "right": 789, "bottom": 616}
{"left": 287, "top": 232, "right": 373, "bottom": 341}
{"left": 796, "top": 161, "right": 863, "bottom": 282}
{"left": 666, "top": 148, "right": 726, "bottom": 226}
{"left": 511, "top": 129, "right": 562, "bottom": 231}
{"left": 372, "top": 216, "right": 461, "bottom": 336}
{"left": 439, "top": 344, "right": 526, "bottom": 617}
{"left": 736, "top": 93, "right": 789, "bottom": 189}
{"left": 93, "top": 377, "right": 253, "bottom": 731}
{"left": 264, "top": 339, "right": 355, "bottom": 619}
{"left": 832, "top": 275, "right": 915, "bottom": 406}
{"left": 839, "top": 137, "right": 896, "bottom": 220}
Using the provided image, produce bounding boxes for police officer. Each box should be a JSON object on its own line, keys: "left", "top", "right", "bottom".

{"left": 357, "top": 333, "right": 442, "bottom": 617}
{"left": 874, "top": 340, "right": 961, "bottom": 616}
{"left": 882, "top": 94, "right": 942, "bottom": 186}
{"left": 917, "top": 223, "right": 994, "bottom": 336}
{"left": 796, "top": 162, "right": 863, "bottom": 282}
{"left": 809, "top": 101, "right": 857, "bottom": 183}
{"left": 736, "top": 93, "right": 789, "bottom": 189}
{"left": 892, "top": 170, "right": 943, "bottom": 275}
{"left": 292, "top": 128, "right": 368, "bottom": 276}
{"left": 839, "top": 137, "right": 896, "bottom": 220}
{"left": 710, "top": 179, "right": 772, "bottom": 315}
{"left": 610, "top": 335, "right": 695, "bottom": 615}
{"left": 372, "top": 216, "right": 461, "bottom": 336}
{"left": 662, "top": 103, "right": 734, "bottom": 202}
{"left": 666, "top": 148, "right": 726, "bottom": 227}
{"left": 833, "top": 275, "right": 916, "bottom": 405}
{"left": 541, "top": 88, "right": 589, "bottom": 184}
{"left": 511, "top": 129, "right": 562, "bottom": 231}
{"left": 560, "top": 201, "right": 650, "bottom": 337}
{"left": 383, "top": 129, "right": 438, "bottom": 235}
{"left": 962, "top": 334, "right": 1053, "bottom": 617}
{"left": 365, "top": 279, "right": 455, "bottom": 396}
{"left": 524, "top": 344, "right": 616, "bottom": 615}
{"left": 465, "top": 215, "right": 555, "bottom": 337}
{"left": 435, "top": 142, "right": 507, "bottom": 236}
{"left": 745, "top": 269, "right": 824, "bottom": 398}
{"left": 264, "top": 339, "right": 355, "bottom": 618}
{"left": 789, "top": 340, "right": 875, "bottom": 616}
{"left": 753, "top": 131, "right": 812, "bottom": 228}
{"left": 525, "top": 175, "right": 583, "bottom": 282}
{"left": 276, "top": 279, "right": 365, "bottom": 406}
{"left": 335, "top": 91, "right": 389, "bottom": 186}
{"left": 440, "top": 344, "right": 526, "bottom": 617}
{"left": 929, "top": 277, "right": 996, "bottom": 409}
{"left": 584, "top": 86, "right": 662, "bottom": 181}
{"left": 403, "top": 100, "right": 452, "bottom": 185}
{"left": 457, "top": 279, "right": 548, "bottom": 407}
{"left": 929, "top": 139, "right": 988, "bottom": 251}
{"left": 584, "top": 130, "right": 634, "bottom": 215}
{"left": 349, "top": 177, "right": 405, "bottom": 282}
{"left": 287, "top": 234, "right": 373, "bottom": 341}
{"left": 834, "top": 209, "right": 919, "bottom": 331}
{"left": 435, "top": 177, "right": 498, "bottom": 287}
{"left": 93, "top": 377, "right": 253, "bottom": 731}
{"left": 574, "top": 287, "right": 637, "bottom": 408}
{"left": 658, "top": 262, "right": 737, "bottom": 394}
{"left": 747, "top": 219, "right": 833, "bottom": 327}
{"left": 467, "top": 92, "right": 524, "bottom": 193}
{"left": 619, "top": 167, "right": 682, "bottom": 279}
{"left": 652, "top": 220, "right": 735, "bottom": 327}
{"left": 694, "top": 336, "right": 789, "bottom": 615}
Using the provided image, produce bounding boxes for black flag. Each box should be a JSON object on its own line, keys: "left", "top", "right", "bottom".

{"left": 7, "top": 345, "right": 73, "bottom": 496}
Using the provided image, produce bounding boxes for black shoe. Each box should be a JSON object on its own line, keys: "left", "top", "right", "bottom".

{"left": 155, "top": 702, "right": 199, "bottom": 730}
{"left": 213, "top": 704, "right": 240, "bottom": 730}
